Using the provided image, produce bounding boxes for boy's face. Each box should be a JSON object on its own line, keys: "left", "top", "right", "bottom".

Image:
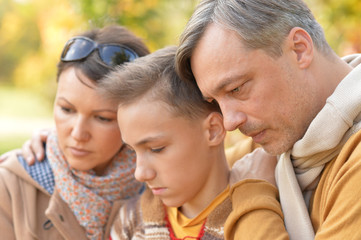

{"left": 117, "top": 98, "right": 214, "bottom": 208}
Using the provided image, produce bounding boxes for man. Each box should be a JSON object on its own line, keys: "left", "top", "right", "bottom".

{"left": 176, "top": 0, "right": 361, "bottom": 239}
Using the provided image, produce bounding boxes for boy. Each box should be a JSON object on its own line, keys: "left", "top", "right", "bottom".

{"left": 100, "top": 46, "right": 231, "bottom": 239}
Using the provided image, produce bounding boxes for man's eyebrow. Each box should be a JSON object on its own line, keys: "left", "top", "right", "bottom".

{"left": 213, "top": 74, "right": 248, "bottom": 94}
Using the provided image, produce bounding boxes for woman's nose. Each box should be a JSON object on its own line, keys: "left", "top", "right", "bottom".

{"left": 71, "top": 116, "right": 90, "bottom": 141}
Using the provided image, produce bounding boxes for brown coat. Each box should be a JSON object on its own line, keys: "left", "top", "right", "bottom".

{"left": 0, "top": 152, "right": 123, "bottom": 240}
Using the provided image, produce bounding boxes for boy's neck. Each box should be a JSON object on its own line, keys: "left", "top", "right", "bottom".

{"left": 179, "top": 147, "right": 229, "bottom": 218}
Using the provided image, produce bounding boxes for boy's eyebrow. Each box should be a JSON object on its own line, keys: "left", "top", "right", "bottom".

{"left": 93, "top": 109, "right": 117, "bottom": 114}
{"left": 135, "top": 135, "right": 165, "bottom": 147}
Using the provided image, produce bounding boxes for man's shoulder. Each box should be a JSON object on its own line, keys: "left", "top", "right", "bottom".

{"left": 342, "top": 129, "right": 361, "bottom": 158}
{"left": 324, "top": 128, "right": 361, "bottom": 176}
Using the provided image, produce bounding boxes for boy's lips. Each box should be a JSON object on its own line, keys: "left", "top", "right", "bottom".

{"left": 150, "top": 186, "right": 167, "bottom": 195}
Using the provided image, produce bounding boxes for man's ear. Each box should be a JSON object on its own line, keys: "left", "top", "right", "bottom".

{"left": 203, "top": 112, "right": 226, "bottom": 146}
{"left": 286, "top": 27, "right": 314, "bottom": 69}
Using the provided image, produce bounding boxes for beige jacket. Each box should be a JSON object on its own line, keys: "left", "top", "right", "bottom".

{"left": 0, "top": 152, "right": 123, "bottom": 240}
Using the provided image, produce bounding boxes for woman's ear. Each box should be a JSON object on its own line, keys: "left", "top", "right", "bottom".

{"left": 203, "top": 112, "right": 226, "bottom": 146}
{"left": 286, "top": 27, "right": 314, "bottom": 69}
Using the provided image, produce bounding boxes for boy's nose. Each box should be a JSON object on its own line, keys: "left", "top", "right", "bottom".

{"left": 134, "top": 156, "right": 156, "bottom": 182}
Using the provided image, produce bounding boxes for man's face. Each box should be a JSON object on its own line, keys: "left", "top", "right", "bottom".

{"left": 191, "top": 23, "right": 319, "bottom": 155}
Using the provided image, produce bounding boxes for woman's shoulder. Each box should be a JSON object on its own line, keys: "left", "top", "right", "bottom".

{"left": 0, "top": 151, "right": 36, "bottom": 195}
{"left": 18, "top": 154, "right": 55, "bottom": 194}
{"left": 0, "top": 150, "right": 25, "bottom": 175}
{"left": 0, "top": 150, "right": 54, "bottom": 194}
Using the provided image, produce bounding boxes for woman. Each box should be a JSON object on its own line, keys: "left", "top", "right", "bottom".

{"left": 0, "top": 25, "right": 150, "bottom": 240}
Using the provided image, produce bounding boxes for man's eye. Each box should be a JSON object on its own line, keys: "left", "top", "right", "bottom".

{"left": 231, "top": 87, "right": 240, "bottom": 93}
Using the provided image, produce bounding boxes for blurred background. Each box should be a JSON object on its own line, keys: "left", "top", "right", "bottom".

{"left": 0, "top": 0, "right": 360, "bottom": 154}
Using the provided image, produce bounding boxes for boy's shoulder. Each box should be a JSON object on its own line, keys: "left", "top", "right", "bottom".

{"left": 203, "top": 191, "right": 232, "bottom": 239}
{"left": 121, "top": 186, "right": 166, "bottom": 225}
{"left": 112, "top": 187, "right": 169, "bottom": 239}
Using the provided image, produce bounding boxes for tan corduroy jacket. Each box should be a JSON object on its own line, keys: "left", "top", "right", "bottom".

{"left": 0, "top": 152, "right": 124, "bottom": 240}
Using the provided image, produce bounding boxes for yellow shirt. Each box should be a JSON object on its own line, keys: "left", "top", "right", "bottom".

{"left": 225, "top": 132, "right": 259, "bottom": 167}
{"left": 166, "top": 186, "right": 230, "bottom": 239}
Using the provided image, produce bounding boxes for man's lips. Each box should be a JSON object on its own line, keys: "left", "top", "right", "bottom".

{"left": 247, "top": 130, "right": 265, "bottom": 143}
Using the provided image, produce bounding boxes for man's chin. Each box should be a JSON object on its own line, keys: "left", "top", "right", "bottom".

{"left": 261, "top": 142, "right": 291, "bottom": 156}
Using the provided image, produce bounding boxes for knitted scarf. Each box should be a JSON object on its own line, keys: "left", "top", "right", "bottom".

{"left": 275, "top": 54, "right": 361, "bottom": 240}
{"left": 46, "top": 131, "right": 143, "bottom": 240}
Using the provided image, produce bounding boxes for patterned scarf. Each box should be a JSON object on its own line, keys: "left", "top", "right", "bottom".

{"left": 46, "top": 131, "right": 143, "bottom": 240}
{"left": 275, "top": 54, "right": 361, "bottom": 240}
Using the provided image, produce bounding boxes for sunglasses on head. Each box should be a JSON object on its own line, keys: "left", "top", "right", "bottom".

{"left": 60, "top": 36, "right": 139, "bottom": 67}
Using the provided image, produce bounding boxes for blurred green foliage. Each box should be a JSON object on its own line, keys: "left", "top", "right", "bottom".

{"left": 0, "top": 0, "right": 198, "bottom": 93}
{"left": 305, "top": 0, "right": 361, "bottom": 54}
{"left": 0, "top": 0, "right": 360, "bottom": 93}
{"left": 0, "top": 0, "right": 360, "bottom": 154}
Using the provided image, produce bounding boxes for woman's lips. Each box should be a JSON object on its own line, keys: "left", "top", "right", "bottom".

{"left": 68, "top": 147, "right": 91, "bottom": 157}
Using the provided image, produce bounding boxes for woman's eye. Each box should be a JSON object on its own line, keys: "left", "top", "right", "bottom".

{"left": 60, "top": 106, "right": 72, "bottom": 113}
{"left": 151, "top": 147, "right": 165, "bottom": 153}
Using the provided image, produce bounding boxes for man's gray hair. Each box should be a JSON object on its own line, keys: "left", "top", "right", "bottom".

{"left": 176, "top": 0, "right": 332, "bottom": 82}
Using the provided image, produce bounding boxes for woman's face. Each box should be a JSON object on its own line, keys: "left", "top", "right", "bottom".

{"left": 53, "top": 67, "right": 122, "bottom": 175}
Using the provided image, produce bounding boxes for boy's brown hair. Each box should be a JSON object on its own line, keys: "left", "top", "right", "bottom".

{"left": 99, "top": 46, "right": 220, "bottom": 120}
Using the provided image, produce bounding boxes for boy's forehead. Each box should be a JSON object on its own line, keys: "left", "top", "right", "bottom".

{"left": 117, "top": 100, "right": 201, "bottom": 141}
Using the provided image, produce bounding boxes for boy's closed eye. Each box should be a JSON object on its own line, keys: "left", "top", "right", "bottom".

{"left": 150, "top": 147, "right": 165, "bottom": 153}
{"left": 95, "top": 115, "right": 113, "bottom": 122}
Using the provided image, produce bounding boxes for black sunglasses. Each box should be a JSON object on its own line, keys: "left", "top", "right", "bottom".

{"left": 60, "top": 36, "right": 139, "bottom": 66}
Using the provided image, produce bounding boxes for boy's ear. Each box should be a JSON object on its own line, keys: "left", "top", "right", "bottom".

{"left": 286, "top": 27, "right": 313, "bottom": 69}
{"left": 203, "top": 112, "right": 226, "bottom": 146}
